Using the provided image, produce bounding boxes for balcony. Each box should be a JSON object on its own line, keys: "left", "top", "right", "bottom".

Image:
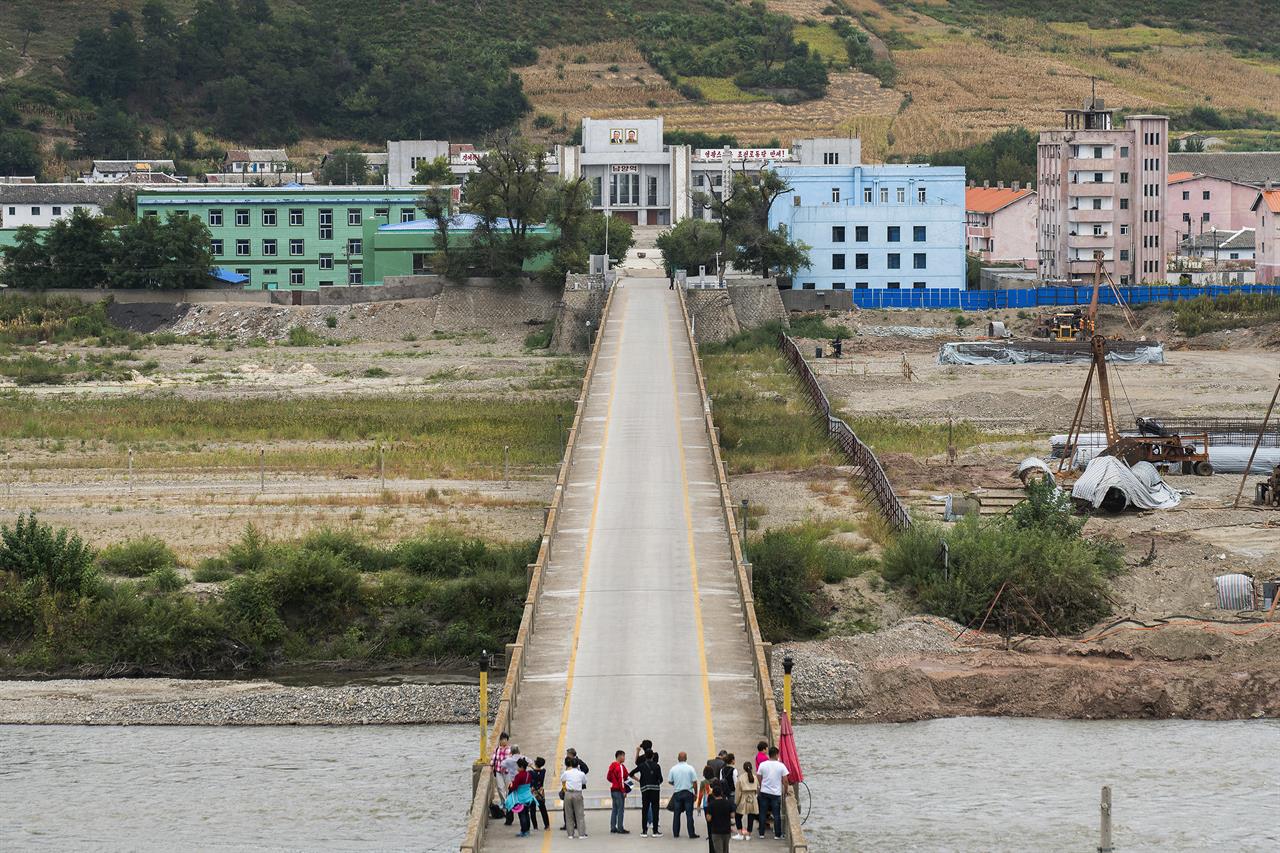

{"left": 1066, "top": 208, "right": 1114, "bottom": 222}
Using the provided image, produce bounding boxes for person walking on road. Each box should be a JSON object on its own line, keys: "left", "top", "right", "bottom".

{"left": 756, "top": 747, "right": 789, "bottom": 840}
{"left": 630, "top": 750, "right": 663, "bottom": 837}
{"left": 734, "top": 760, "right": 759, "bottom": 840}
{"left": 668, "top": 752, "right": 700, "bottom": 839}
{"left": 704, "top": 784, "right": 736, "bottom": 853}
{"left": 607, "top": 750, "right": 631, "bottom": 835}
{"left": 560, "top": 757, "right": 589, "bottom": 839}
{"left": 530, "top": 757, "right": 550, "bottom": 831}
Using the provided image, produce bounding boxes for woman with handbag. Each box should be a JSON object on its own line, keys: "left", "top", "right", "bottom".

{"left": 735, "top": 760, "right": 760, "bottom": 840}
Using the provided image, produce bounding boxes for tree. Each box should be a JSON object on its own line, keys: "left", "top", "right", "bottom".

{"left": 693, "top": 167, "right": 802, "bottom": 280}
{"left": 0, "top": 130, "right": 42, "bottom": 179}
{"left": 412, "top": 156, "right": 453, "bottom": 185}
{"left": 76, "top": 107, "right": 144, "bottom": 158}
{"left": 0, "top": 226, "right": 51, "bottom": 290}
{"left": 464, "top": 133, "right": 551, "bottom": 281}
{"left": 656, "top": 218, "right": 722, "bottom": 281}
{"left": 542, "top": 178, "right": 594, "bottom": 283}
{"left": 320, "top": 149, "right": 371, "bottom": 185}
{"left": 1183, "top": 136, "right": 1206, "bottom": 152}
{"left": 111, "top": 213, "right": 214, "bottom": 289}
{"left": 43, "top": 209, "right": 116, "bottom": 289}
{"left": 416, "top": 187, "right": 472, "bottom": 282}
{"left": 17, "top": 2, "right": 44, "bottom": 57}
{"left": 583, "top": 212, "right": 635, "bottom": 268}
{"left": 0, "top": 513, "right": 97, "bottom": 599}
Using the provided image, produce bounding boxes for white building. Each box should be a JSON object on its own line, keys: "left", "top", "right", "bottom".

{"left": 89, "top": 160, "right": 178, "bottom": 183}
{"left": 224, "top": 149, "right": 290, "bottom": 175}
{"left": 0, "top": 184, "right": 130, "bottom": 228}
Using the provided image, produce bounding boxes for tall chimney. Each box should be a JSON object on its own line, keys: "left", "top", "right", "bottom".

{"left": 997, "top": 181, "right": 1005, "bottom": 189}
{"left": 983, "top": 180, "right": 990, "bottom": 188}
{"left": 1012, "top": 181, "right": 1020, "bottom": 190}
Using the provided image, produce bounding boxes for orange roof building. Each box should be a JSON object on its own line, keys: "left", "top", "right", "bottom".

{"left": 1254, "top": 189, "right": 1280, "bottom": 284}
{"left": 965, "top": 183, "right": 1038, "bottom": 268}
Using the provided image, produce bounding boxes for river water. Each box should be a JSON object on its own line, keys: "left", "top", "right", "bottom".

{"left": 1, "top": 718, "right": 1276, "bottom": 851}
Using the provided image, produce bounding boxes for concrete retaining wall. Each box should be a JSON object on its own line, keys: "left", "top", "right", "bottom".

{"left": 779, "top": 289, "right": 854, "bottom": 312}
{"left": 684, "top": 278, "right": 788, "bottom": 345}
{"left": 551, "top": 275, "right": 608, "bottom": 353}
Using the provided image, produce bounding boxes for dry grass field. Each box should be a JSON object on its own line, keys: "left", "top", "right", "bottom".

{"left": 518, "top": 0, "right": 1280, "bottom": 159}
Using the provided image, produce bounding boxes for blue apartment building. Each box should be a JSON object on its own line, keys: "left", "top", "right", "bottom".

{"left": 769, "top": 164, "right": 966, "bottom": 291}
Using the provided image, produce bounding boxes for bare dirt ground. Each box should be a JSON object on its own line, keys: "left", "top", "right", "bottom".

{"left": 770, "top": 304, "right": 1280, "bottom": 722}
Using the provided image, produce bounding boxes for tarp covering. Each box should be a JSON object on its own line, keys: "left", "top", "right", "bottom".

{"left": 211, "top": 267, "right": 249, "bottom": 285}
{"left": 1070, "top": 457, "right": 1182, "bottom": 510}
{"left": 1049, "top": 434, "right": 1280, "bottom": 473}
{"left": 1214, "top": 574, "right": 1255, "bottom": 610}
{"left": 938, "top": 341, "right": 1164, "bottom": 366}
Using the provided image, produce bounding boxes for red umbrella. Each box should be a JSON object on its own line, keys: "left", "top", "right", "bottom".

{"left": 777, "top": 711, "right": 804, "bottom": 784}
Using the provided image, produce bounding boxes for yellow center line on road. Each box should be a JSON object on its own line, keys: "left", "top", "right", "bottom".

{"left": 541, "top": 288, "right": 625, "bottom": 853}
{"left": 665, "top": 295, "right": 717, "bottom": 762}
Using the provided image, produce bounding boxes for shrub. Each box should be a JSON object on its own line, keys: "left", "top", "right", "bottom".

{"left": 881, "top": 485, "right": 1123, "bottom": 635}
{"left": 262, "top": 549, "right": 362, "bottom": 634}
{"left": 286, "top": 326, "right": 327, "bottom": 347}
{"left": 789, "top": 315, "right": 854, "bottom": 339}
{"left": 362, "top": 366, "right": 391, "bottom": 378}
{"left": 299, "top": 528, "right": 395, "bottom": 572}
{"left": 524, "top": 325, "right": 553, "bottom": 349}
{"left": 393, "top": 535, "right": 533, "bottom": 579}
{"left": 746, "top": 526, "right": 865, "bottom": 641}
{"left": 193, "top": 560, "right": 234, "bottom": 583}
{"left": 0, "top": 513, "right": 97, "bottom": 597}
{"left": 225, "top": 524, "right": 270, "bottom": 574}
{"left": 532, "top": 114, "right": 555, "bottom": 129}
{"left": 143, "top": 566, "right": 187, "bottom": 593}
{"left": 97, "top": 536, "right": 178, "bottom": 577}
{"left": 325, "top": 315, "right": 338, "bottom": 328}
{"left": 954, "top": 314, "right": 974, "bottom": 328}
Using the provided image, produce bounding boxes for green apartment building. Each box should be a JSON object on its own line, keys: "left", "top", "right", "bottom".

{"left": 135, "top": 186, "right": 461, "bottom": 291}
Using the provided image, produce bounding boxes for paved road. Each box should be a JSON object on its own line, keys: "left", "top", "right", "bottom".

{"left": 482, "top": 278, "right": 774, "bottom": 851}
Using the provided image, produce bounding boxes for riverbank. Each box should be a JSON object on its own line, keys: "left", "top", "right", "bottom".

{"left": 0, "top": 678, "right": 499, "bottom": 726}
{"left": 4, "top": 615, "right": 1277, "bottom": 725}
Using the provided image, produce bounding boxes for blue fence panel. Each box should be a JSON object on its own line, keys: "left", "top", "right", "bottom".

{"left": 841, "top": 283, "right": 1277, "bottom": 311}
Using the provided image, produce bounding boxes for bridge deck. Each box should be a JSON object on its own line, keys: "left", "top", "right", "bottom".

{"left": 481, "top": 278, "right": 772, "bottom": 850}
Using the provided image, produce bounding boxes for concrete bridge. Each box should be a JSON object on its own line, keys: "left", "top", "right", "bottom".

{"left": 461, "top": 275, "right": 807, "bottom": 852}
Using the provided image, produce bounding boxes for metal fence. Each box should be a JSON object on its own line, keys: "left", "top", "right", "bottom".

{"left": 778, "top": 332, "right": 912, "bottom": 531}
{"left": 829, "top": 283, "right": 1280, "bottom": 311}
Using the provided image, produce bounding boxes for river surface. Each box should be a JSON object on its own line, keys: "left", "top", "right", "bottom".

{"left": 1, "top": 718, "right": 1276, "bottom": 851}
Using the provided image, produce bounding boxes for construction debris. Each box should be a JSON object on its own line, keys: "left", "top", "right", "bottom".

{"left": 938, "top": 339, "right": 1164, "bottom": 365}
{"left": 1070, "top": 457, "right": 1183, "bottom": 512}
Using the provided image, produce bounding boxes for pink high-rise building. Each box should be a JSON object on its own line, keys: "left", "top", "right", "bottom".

{"left": 1037, "top": 101, "right": 1168, "bottom": 285}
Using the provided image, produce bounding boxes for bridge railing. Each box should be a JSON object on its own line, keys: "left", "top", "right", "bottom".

{"left": 676, "top": 286, "right": 810, "bottom": 853}
{"left": 458, "top": 282, "right": 617, "bottom": 853}
{"left": 778, "top": 331, "right": 912, "bottom": 532}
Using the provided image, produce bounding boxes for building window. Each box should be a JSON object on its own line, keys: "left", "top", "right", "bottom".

{"left": 30, "top": 206, "right": 40, "bottom": 215}
{"left": 832, "top": 281, "right": 846, "bottom": 289}
{"left": 348, "top": 267, "right": 363, "bottom": 285}
{"left": 896, "top": 187, "right": 906, "bottom": 204}
{"left": 401, "top": 208, "right": 415, "bottom": 223}
{"left": 855, "top": 253, "right": 869, "bottom": 269}
{"left": 262, "top": 209, "right": 277, "bottom": 226}
{"left": 1120, "top": 224, "right": 1129, "bottom": 235}
{"left": 1120, "top": 172, "right": 1129, "bottom": 184}
{"left": 912, "top": 282, "right": 926, "bottom": 290}
{"left": 1093, "top": 146, "right": 1103, "bottom": 158}
{"left": 1092, "top": 224, "right": 1103, "bottom": 236}
{"left": 290, "top": 269, "right": 304, "bottom": 286}
{"left": 1093, "top": 172, "right": 1103, "bottom": 183}
{"left": 823, "top": 152, "right": 839, "bottom": 165}
{"left": 1092, "top": 198, "right": 1102, "bottom": 210}
{"left": 51, "top": 206, "right": 62, "bottom": 216}
{"left": 913, "top": 225, "right": 926, "bottom": 242}
{"left": 319, "top": 281, "right": 333, "bottom": 287}
{"left": 855, "top": 226, "right": 868, "bottom": 242}
{"left": 1120, "top": 146, "right": 1129, "bottom": 157}
{"left": 209, "top": 209, "right": 223, "bottom": 226}
{"left": 319, "top": 209, "right": 333, "bottom": 240}
{"left": 348, "top": 238, "right": 362, "bottom": 256}
{"left": 289, "top": 209, "right": 304, "bottom": 226}
{"left": 917, "top": 187, "right": 927, "bottom": 203}
{"left": 235, "top": 209, "right": 250, "bottom": 226}
{"left": 1202, "top": 190, "right": 1211, "bottom": 200}
{"left": 374, "top": 208, "right": 389, "bottom": 219}
{"left": 236, "top": 239, "right": 250, "bottom": 256}
{"left": 211, "top": 239, "right": 223, "bottom": 256}
{"left": 348, "top": 209, "right": 362, "bottom": 226}
{"left": 694, "top": 174, "right": 705, "bottom": 188}
{"left": 802, "top": 282, "right": 816, "bottom": 290}
{"left": 262, "top": 239, "right": 277, "bottom": 256}
{"left": 319, "top": 253, "right": 334, "bottom": 270}
{"left": 792, "top": 196, "right": 801, "bottom": 207}
{"left": 887, "top": 282, "right": 900, "bottom": 290}
{"left": 863, "top": 188, "right": 873, "bottom": 204}
{"left": 290, "top": 239, "right": 304, "bottom": 256}
{"left": 1182, "top": 190, "right": 1190, "bottom": 201}
{"left": 887, "top": 253, "right": 901, "bottom": 269}
{"left": 1181, "top": 212, "right": 1191, "bottom": 222}
{"left": 887, "top": 226, "right": 900, "bottom": 242}
{"left": 855, "top": 282, "right": 868, "bottom": 290}
{"left": 832, "top": 226, "right": 846, "bottom": 242}
{"left": 1119, "top": 249, "right": 1129, "bottom": 261}
{"left": 1120, "top": 275, "right": 1130, "bottom": 285}
{"left": 831, "top": 187, "right": 841, "bottom": 203}
{"left": 1202, "top": 212, "right": 1210, "bottom": 222}
{"left": 880, "top": 187, "right": 889, "bottom": 204}
{"left": 833, "top": 254, "right": 846, "bottom": 270}
{"left": 1119, "top": 198, "right": 1129, "bottom": 210}
{"left": 913, "top": 252, "right": 926, "bottom": 269}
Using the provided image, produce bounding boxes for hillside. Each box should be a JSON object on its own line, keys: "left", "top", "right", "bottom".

{"left": 1, "top": 0, "right": 1278, "bottom": 174}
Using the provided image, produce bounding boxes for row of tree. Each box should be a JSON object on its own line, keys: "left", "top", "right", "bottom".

{"left": 0, "top": 210, "right": 213, "bottom": 291}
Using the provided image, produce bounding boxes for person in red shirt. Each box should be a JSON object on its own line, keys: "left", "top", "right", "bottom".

{"left": 506, "top": 758, "right": 536, "bottom": 837}
{"left": 607, "top": 750, "right": 631, "bottom": 834}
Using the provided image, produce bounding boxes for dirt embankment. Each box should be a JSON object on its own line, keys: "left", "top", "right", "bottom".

{"left": 778, "top": 618, "right": 1280, "bottom": 723}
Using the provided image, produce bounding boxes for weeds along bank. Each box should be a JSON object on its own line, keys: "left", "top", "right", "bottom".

{"left": 0, "top": 515, "right": 537, "bottom": 676}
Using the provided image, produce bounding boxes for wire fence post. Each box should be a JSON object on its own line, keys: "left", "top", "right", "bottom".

{"left": 1098, "top": 785, "right": 1113, "bottom": 853}
{"left": 503, "top": 445, "right": 510, "bottom": 490}
{"left": 259, "top": 447, "right": 265, "bottom": 492}
{"left": 127, "top": 447, "right": 133, "bottom": 493}
{"left": 379, "top": 444, "right": 386, "bottom": 491}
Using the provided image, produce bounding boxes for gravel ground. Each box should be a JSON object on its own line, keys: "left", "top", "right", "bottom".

{"left": 0, "top": 678, "right": 499, "bottom": 726}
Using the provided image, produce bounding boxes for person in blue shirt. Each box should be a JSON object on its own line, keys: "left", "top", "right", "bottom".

{"left": 667, "top": 752, "right": 700, "bottom": 839}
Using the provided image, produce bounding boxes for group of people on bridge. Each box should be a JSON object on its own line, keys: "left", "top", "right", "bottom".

{"left": 491, "top": 733, "right": 790, "bottom": 849}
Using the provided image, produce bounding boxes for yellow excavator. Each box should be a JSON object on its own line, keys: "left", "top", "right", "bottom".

{"left": 1033, "top": 253, "right": 1139, "bottom": 342}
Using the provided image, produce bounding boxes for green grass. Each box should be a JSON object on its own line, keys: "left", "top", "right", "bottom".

{"left": 796, "top": 23, "right": 852, "bottom": 67}
{"left": 1173, "top": 292, "right": 1280, "bottom": 336}
{"left": 787, "top": 315, "right": 854, "bottom": 339}
{"left": 680, "top": 77, "right": 772, "bottom": 103}
{"left": 1045, "top": 21, "right": 1203, "bottom": 48}
{"left": 0, "top": 395, "right": 575, "bottom": 478}
{"left": 842, "top": 415, "right": 1028, "bottom": 458}
{"left": 701, "top": 333, "right": 841, "bottom": 474}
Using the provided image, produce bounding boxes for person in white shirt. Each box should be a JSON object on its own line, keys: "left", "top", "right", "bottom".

{"left": 755, "top": 746, "right": 789, "bottom": 839}
{"left": 560, "top": 757, "right": 589, "bottom": 839}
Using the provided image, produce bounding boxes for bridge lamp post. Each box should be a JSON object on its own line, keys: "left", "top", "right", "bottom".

{"left": 782, "top": 653, "right": 794, "bottom": 718}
